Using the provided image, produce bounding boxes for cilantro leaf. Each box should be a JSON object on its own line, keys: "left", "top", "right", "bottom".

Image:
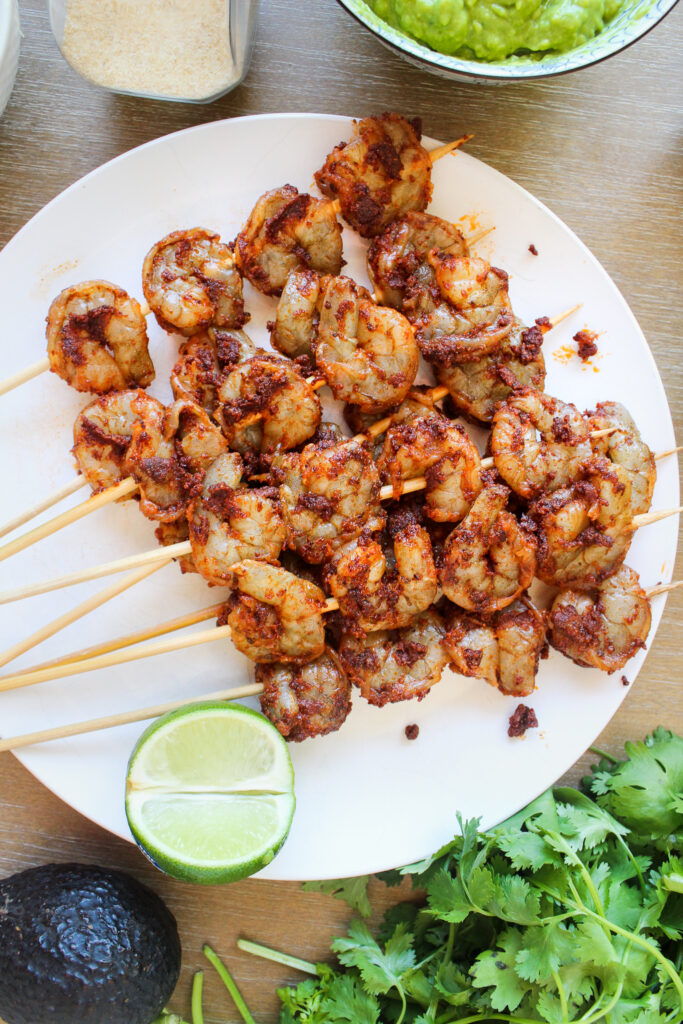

{"left": 323, "top": 974, "right": 380, "bottom": 1023}
{"left": 302, "top": 876, "right": 372, "bottom": 917}
{"left": 470, "top": 929, "right": 534, "bottom": 1011}
{"left": 331, "top": 920, "right": 415, "bottom": 996}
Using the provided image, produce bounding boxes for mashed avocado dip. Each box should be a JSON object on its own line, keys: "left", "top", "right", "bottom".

{"left": 365, "top": 0, "right": 625, "bottom": 61}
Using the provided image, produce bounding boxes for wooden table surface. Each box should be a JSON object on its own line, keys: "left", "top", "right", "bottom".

{"left": 1, "top": 1, "right": 681, "bottom": 1020}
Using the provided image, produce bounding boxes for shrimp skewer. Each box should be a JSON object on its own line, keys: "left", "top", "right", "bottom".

{"left": 0, "top": 577, "right": 679, "bottom": 737}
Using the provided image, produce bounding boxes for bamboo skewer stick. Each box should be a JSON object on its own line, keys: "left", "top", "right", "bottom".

{"left": 0, "top": 476, "right": 89, "bottom": 539}
{"left": 0, "top": 562, "right": 165, "bottom": 671}
{"left": 8, "top": 602, "right": 227, "bottom": 680}
{"left": 0, "top": 682, "right": 263, "bottom": 753}
{"left": 0, "top": 541, "right": 185, "bottom": 606}
{"left": 0, "top": 477, "right": 139, "bottom": 564}
{"left": 0, "top": 578, "right": 677, "bottom": 753}
{"left": 0, "top": 597, "right": 340, "bottom": 693}
{"left": 0, "top": 357, "right": 50, "bottom": 397}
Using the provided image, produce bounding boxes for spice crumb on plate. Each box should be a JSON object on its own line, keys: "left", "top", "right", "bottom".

{"left": 405, "top": 724, "right": 420, "bottom": 740}
{"left": 528, "top": 243, "right": 538, "bottom": 255}
{"left": 507, "top": 704, "right": 538, "bottom": 737}
{"left": 573, "top": 328, "right": 599, "bottom": 361}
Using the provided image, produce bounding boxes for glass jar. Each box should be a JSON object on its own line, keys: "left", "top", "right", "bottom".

{"left": 47, "top": 0, "right": 258, "bottom": 103}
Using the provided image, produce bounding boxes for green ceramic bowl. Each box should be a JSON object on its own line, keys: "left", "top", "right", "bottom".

{"left": 335, "top": 0, "right": 678, "bottom": 82}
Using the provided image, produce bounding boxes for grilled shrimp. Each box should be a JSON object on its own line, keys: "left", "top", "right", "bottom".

{"left": 276, "top": 437, "right": 385, "bottom": 564}
{"left": 315, "top": 276, "right": 419, "bottom": 411}
{"left": 72, "top": 389, "right": 165, "bottom": 493}
{"left": 445, "top": 599, "right": 547, "bottom": 696}
{"left": 170, "top": 328, "right": 256, "bottom": 414}
{"left": 325, "top": 522, "right": 437, "bottom": 632}
{"left": 549, "top": 565, "right": 651, "bottom": 672}
{"left": 408, "top": 254, "right": 514, "bottom": 366}
{"left": 235, "top": 185, "right": 343, "bottom": 297}
{"left": 436, "top": 318, "right": 547, "bottom": 424}
{"left": 47, "top": 281, "right": 153, "bottom": 394}
{"left": 257, "top": 648, "right": 351, "bottom": 741}
{"left": 269, "top": 269, "right": 323, "bottom": 359}
{"left": 187, "top": 453, "right": 285, "bottom": 586}
{"left": 216, "top": 351, "right": 321, "bottom": 461}
{"left": 221, "top": 560, "right": 326, "bottom": 664}
{"left": 142, "top": 228, "right": 247, "bottom": 336}
{"left": 339, "top": 609, "right": 448, "bottom": 706}
{"left": 314, "top": 113, "right": 432, "bottom": 238}
{"left": 367, "top": 211, "right": 468, "bottom": 309}
{"left": 377, "top": 409, "right": 482, "bottom": 523}
{"left": 587, "top": 402, "right": 655, "bottom": 516}
{"left": 491, "top": 388, "right": 592, "bottom": 499}
{"left": 123, "top": 397, "right": 227, "bottom": 523}
{"left": 439, "top": 484, "right": 537, "bottom": 613}
{"left": 530, "top": 456, "right": 633, "bottom": 589}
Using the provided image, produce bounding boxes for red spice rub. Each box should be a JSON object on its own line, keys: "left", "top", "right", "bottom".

{"left": 507, "top": 704, "right": 538, "bottom": 737}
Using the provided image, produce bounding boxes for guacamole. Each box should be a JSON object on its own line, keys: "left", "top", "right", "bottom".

{"left": 365, "top": 0, "right": 625, "bottom": 61}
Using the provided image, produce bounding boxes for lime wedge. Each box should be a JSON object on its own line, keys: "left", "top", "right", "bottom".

{"left": 125, "top": 702, "right": 295, "bottom": 884}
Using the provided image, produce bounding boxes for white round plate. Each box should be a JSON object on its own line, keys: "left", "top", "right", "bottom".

{"left": 0, "top": 114, "right": 678, "bottom": 881}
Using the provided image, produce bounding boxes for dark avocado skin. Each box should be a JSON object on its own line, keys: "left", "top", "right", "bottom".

{"left": 0, "top": 862, "right": 181, "bottom": 1024}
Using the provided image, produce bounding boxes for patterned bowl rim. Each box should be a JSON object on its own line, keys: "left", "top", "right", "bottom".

{"left": 335, "top": 0, "right": 680, "bottom": 81}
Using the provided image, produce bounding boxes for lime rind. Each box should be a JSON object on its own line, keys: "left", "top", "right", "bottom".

{"left": 125, "top": 702, "right": 295, "bottom": 884}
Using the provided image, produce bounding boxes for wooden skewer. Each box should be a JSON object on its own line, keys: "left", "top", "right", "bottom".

{"left": 0, "top": 476, "right": 89, "bottom": 539}
{"left": 0, "top": 476, "right": 139, "bottom": 563}
{"left": 0, "top": 682, "right": 263, "bottom": 753}
{"left": 7, "top": 602, "right": 227, "bottom": 680}
{"left": 0, "top": 357, "right": 50, "bottom": 398}
{"left": 0, "top": 575, "right": 678, "bottom": 752}
{"left": 0, "top": 561, "right": 165, "bottom": 671}
{"left": 0, "top": 540, "right": 186, "bottom": 606}
{"left": 0, "top": 597, "right": 340, "bottom": 693}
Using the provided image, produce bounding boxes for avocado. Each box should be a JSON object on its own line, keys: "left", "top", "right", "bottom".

{"left": 0, "top": 862, "right": 181, "bottom": 1024}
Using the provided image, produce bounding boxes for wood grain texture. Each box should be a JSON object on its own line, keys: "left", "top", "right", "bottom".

{"left": 0, "top": 1, "right": 681, "bottom": 1020}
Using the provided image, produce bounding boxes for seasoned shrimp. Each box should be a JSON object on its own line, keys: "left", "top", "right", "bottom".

{"left": 408, "top": 254, "right": 514, "bottom": 366}
{"left": 439, "top": 484, "right": 537, "bottom": 613}
{"left": 436, "top": 318, "right": 547, "bottom": 424}
{"left": 170, "top": 328, "right": 256, "bottom": 414}
{"left": 276, "top": 438, "right": 385, "bottom": 564}
{"left": 339, "top": 609, "right": 448, "bottom": 706}
{"left": 47, "top": 281, "right": 153, "bottom": 394}
{"left": 257, "top": 648, "right": 351, "bottom": 741}
{"left": 72, "top": 389, "right": 165, "bottom": 493}
{"left": 235, "top": 185, "right": 343, "bottom": 297}
{"left": 314, "top": 113, "right": 432, "bottom": 238}
{"left": 315, "top": 276, "right": 419, "bottom": 411}
{"left": 187, "top": 453, "right": 285, "bottom": 587}
{"left": 549, "top": 565, "right": 651, "bottom": 672}
{"left": 123, "top": 404, "right": 185, "bottom": 523}
{"left": 377, "top": 409, "right": 482, "bottom": 523}
{"left": 216, "top": 351, "right": 321, "bottom": 462}
{"left": 367, "top": 211, "right": 468, "bottom": 309}
{"left": 269, "top": 269, "right": 323, "bottom": 359}
{"left": 587, "top": 401, "right": 655, "bottom": 516}
{"left": 165, "top": 398, "right": 228, "bottom": 479}
{"left": 445, "top": 599, "right": 547, "bottom": 696}
{"left": 491, "top": 387, "right": 592, "bottom": 499}
{"left": 142, "top": 228, "right": 247, "bottom": 336}
{"left": 221, "top": 560, "right": 326, "bottom": 664}
{"left": 529, "top": 457, "right": 634, "bottom": 589}
{"left": 325, "top": 522, "right": 437, "bottom": 632}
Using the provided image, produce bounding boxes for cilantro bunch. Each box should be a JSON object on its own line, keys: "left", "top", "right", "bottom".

{"left": 266, "top": 728, "right": 683, "bottom": 1024}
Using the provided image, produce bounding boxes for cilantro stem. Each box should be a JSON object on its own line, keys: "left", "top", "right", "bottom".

{"left": 237, "top": 937, "right": 318, "bottom": 975}
{"left": 569, "top": 900, "right": 683, "bottom": 1008}
{"left": 191, "top": 971, "right": 204, "bottom": 1024}
{"left": 551, "top": 968, "right": 569, "bottom": 1022}
{"left": 589, "top": 745, "right": 619, "bottom": 764}
{"left": 579, "top": 981, "right": 623, "bottom": 1023}
{"left": 203, "top": 945, "right": 257, "bottom": 1024}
